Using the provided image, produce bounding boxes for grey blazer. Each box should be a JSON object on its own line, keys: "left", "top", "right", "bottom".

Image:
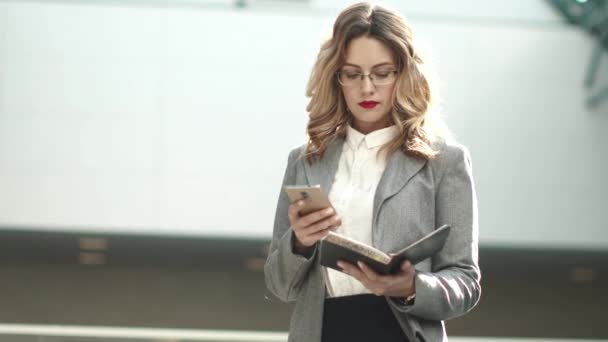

{"left": 264, "top": 136, "right": 481, "bottom": 342}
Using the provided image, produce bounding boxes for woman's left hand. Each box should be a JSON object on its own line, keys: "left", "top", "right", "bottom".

{"left": 337, "top": 259, "right": 416, "bottom": 298}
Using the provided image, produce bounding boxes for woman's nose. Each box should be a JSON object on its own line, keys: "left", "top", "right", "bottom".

{"left": 360, "top": 75, "right": 375, "bottom": 95}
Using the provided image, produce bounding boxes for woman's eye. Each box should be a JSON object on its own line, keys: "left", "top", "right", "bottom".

{"left": 345, "top": 72, "right": 360, "bottom": 79}
{"left": 373, "top": 71, "right": 391, "bottom": 79}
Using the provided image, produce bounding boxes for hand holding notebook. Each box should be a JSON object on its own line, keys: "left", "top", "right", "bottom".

{"left": 319, "top": 224, "right": 451, "bottom": 275}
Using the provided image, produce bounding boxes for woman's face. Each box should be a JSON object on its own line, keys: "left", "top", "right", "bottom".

{"left": 339, "top": 35, "right": 398, "bottom": 134}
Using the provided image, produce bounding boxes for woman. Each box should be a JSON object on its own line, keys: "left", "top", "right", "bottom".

{"left": 264, "top": 2, "right": 481, "bottom": 341}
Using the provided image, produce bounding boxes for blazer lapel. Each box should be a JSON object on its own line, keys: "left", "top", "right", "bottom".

{"left": 372, "top": 150, "right": 427, "bottom": 231}
{"left": 303, "top": 138, "right": 344, "bottom": 193}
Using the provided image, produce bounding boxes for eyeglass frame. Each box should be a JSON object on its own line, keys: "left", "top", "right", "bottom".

{"left": 335, "top": 69, "right": 399, "bottom": 87}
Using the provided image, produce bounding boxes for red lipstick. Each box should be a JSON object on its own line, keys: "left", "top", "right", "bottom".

{"left": 358, "top": 101, "right": 379, "bottom": 109}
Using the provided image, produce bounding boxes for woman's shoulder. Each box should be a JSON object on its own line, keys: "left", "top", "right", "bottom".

{"left": 287, "top": 143, "right": 306, "bottom": 159}
{"left": 289, "top": 143, "right": 306, "bottom": 155}
{"left": 428, "top": 136, "right": 473, "bottom": 169}
{"left": 284, "top": 143, "right": 307, "bottom": 166}
{"left": 285, "top": 137, "right": 343, "bottom": 164}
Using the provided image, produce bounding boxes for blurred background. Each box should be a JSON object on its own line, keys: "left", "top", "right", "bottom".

{"left": 0, "top": 0, "right": 607, "bottom": 341}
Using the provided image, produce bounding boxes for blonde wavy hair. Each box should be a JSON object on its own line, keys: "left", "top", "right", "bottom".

{"left": 304, "top": 2, "right": 449, "bottom": 163}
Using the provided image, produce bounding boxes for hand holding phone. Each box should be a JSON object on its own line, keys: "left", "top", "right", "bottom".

{"left": 284, "top": 185, "right": 333, "bottom": 216}
{"left": 283, "top": 185, "right": 341, "bottom": 253}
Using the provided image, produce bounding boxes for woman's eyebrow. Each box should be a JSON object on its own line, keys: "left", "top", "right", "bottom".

{"left": 343, "top": 62, "right": 394, "bottom": 68}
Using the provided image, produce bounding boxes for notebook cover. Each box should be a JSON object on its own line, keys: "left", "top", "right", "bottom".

{"left": 319, "top": 224, "right": 451, "bottom": 275}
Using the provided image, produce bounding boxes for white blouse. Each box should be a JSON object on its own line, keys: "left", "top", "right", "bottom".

{"left": 324, "top": 124, "right": 398, "bottom": 297}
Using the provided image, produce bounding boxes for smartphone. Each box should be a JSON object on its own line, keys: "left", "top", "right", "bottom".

{"left": 283, "top": 185, "right": 333, "bottom": 216}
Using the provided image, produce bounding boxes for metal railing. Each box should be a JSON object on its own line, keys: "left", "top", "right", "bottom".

{"left": 0, "top": 324, "right": 606, "bottom": 342}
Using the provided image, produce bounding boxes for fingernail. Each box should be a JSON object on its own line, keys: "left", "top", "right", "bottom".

{"left": 326, "top": 208, "right": 333, "bottom": 214}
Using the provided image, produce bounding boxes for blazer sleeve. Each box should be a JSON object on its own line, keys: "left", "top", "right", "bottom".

{"left": 389, "top": 143, "right": 482, "bottom": 320}
{"left": 264, "top": 148, "right": 319, "bottom": 302}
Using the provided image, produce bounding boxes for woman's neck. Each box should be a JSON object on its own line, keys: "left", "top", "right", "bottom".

{"left": 352, "top": 119, "right": 391, "bottom": 135}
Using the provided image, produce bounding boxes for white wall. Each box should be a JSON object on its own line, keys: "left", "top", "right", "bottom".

{"left": 0, "top": 0, "right": 606, "bottom": 250}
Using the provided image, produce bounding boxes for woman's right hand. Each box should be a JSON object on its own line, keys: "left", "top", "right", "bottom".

{"left": 288, "top": 200, "right": 341, "bottom": 255}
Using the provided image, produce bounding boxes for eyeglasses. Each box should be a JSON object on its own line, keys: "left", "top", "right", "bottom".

{"left": 336, "top": 69, "right": 398, "bottom": 87}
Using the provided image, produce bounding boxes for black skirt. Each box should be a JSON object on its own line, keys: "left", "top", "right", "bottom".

{"left": 321, "top": 294, "right": 410, "bottom": 342}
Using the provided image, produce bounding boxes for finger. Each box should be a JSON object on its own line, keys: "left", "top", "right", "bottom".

{"left": 357, "top": 261, "right": 381, "bottom": 282}
{"left": 300, "top": 207, "right": 334, "bottom": 227}
{"left": 303, "top": 215, "right": 340, "bottom": 235}
{"left": 338, "top": 260, "right": 365, "bottom": 280}
{"left": 301, "top": 225, "right": 334, "bottom": 245}
{"left": 299, "top": 207, "right": 335, "bottom": 227}
{"left": 401, "top": 260, "right": 414, "bottom": 273}
{"left": 288, "top": 200, "right": 304, "bottom": 222}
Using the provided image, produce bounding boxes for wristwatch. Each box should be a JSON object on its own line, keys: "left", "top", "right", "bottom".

{"left": 396, "top": 293, "right": 416, "bottom": 306}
